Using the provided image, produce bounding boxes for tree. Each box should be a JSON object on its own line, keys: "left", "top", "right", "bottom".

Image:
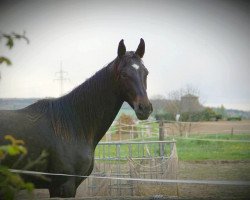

{"left": 165, "top": 85, "right": 203, "bottom": 136}
{"left": 116, "top": 113, "right": 136, "bottom": 135}
{"left": 166, "top": 85, "right": 202, "bottom": 119}
{"left": 0, "top": 31, "right": 29, "bottom": 79}
{"left": 150, "top": 95, "right": 167, "bottom": 116}
{"left": 215, "top": 105, "right": 227, "bottom": 119}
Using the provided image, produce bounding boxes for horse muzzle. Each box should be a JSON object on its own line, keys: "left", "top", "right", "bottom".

{"left": 133, "top": 98, "right": 153, "bottom": 120}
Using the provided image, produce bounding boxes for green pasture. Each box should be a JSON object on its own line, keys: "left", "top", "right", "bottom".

{"left": 95, "top": 133, "right": 250, "bottom": 161}
{"left": 173, "top": 133, "right": 250, "bottom": 161}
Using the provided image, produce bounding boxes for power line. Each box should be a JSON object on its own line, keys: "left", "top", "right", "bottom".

{"left": 54, "top": 61, "right": 69, "bottom": 96}
{"left": 9, "top": 169, "right": 250, "bottom": 186}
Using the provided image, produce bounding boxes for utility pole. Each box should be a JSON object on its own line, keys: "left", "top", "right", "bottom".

{"left": 54, "top": 62, "right": 69, "bottom": 96}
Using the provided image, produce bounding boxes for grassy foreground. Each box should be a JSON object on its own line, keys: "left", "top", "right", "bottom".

{"left": 96, "top": 133, "right": 250, "bottom": 161}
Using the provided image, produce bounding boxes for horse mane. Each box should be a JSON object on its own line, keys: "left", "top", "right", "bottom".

{"left": 25, "top": 60, "right": 119, "bottom": 142}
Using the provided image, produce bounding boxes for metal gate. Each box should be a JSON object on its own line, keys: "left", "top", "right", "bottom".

{"left": 77, "top": 140, "right": 177, "bottom": 197}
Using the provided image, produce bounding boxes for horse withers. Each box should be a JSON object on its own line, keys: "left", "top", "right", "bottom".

{"left": 0, "top": 38, "right": 152, "bottom": 197}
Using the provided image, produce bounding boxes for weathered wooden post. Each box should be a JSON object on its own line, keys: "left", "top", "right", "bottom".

{"left": 131, "top": 125, "right": 134, "bottom": 139}
{"left": 106, "top": 132, "right": 111, "bottom": 141}
{"left": 159, "top": 120, "right": 165, "bottom": 156}
{"left": 141, "top": 123, "right": 144, "bottom": 139}
{"left": 118, "top": 121, "right": 121, "bottom": 141}
{"left": 231, "top": 127, "right": 234, "bottom": 136}
{"left": 159, "top": 120, "right": 164, "bottom": 141}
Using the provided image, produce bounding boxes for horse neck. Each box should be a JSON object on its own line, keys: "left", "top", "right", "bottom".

{"left": 62, "top": 63, "right": 123, "bottom": 146}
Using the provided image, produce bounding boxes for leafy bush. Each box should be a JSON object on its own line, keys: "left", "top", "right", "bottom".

{"left": 0, "top": 135, "right": 34, "bottom": 200}
{"left": 154, "top": 108, "right": 220, "bottom": 122}
{"left": 180, "top": 108, "right": 219, "bottom": 122}
{"left": 227, "top": 116, "right": 242, "bottom": 121}
{"left": 179, "top": 112, "right": 201, "bottom": 122}
{"left": 116, "top": 114, "right": 137, "bottom": 136}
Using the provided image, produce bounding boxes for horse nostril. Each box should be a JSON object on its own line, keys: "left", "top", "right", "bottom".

{"left": 138, "top": 103, "right": 144, "bottom": 111}
{"left": 137, "top": 103, "right": 152, "bottom": 114}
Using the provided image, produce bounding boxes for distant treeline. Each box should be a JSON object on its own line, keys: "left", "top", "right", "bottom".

{"left": 0, "top": 98, "right": 249, "bottom": 120}
{"left": 150, "top": 98, "right": 250, "bottom": 121}
{"left": 0, "top": 98, "right": 40, "bottom": 110}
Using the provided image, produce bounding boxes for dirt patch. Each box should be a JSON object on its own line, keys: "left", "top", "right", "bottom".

{"left": 176, "top": 160, "right": 250, "bottom": 199}
{"left": 178, "top": 160, "right": 250, "bottom": 181}
{"left": 118, "top": 160, "right": 250, "bottom": 199}
{"left": 164, "top": 120, "right": 250, "bottom": 136}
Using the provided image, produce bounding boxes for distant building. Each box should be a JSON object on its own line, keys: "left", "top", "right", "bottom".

{"left": 180, "top": 94, "right": 203, "bottom": 113}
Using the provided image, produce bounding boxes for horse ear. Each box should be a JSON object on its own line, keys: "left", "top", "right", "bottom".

{"left": 118, "top": 39, "right": 126, "bottom": 58}
{"left": 135, "top": 38, "right": 145, "bottom": 58}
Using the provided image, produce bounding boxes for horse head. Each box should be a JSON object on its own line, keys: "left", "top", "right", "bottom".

{"left": 115, "top": 38, "right": 153, "bottom": 120}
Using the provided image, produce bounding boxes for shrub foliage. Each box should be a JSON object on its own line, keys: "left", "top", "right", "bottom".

{"left": 0, "top": 135, "right": 34, "bottom": 200}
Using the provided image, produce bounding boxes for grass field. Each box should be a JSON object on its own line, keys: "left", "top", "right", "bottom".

{"left": 172, "top": 133, "right": 250, "bottom": 161}
{"left": 96, "top": 133, "right": 250, "bottom": 161}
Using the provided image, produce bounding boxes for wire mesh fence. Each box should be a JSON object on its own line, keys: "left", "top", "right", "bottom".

{"left": 77, "top": 140, "right": 178, "bottom": 197}
{"left": 104, "top": 120, "right": 250, "bottom": 141}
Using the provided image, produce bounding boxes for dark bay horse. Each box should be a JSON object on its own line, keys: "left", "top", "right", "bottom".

{"left": 0, "top": 39, "right": 152, "bottom": 197}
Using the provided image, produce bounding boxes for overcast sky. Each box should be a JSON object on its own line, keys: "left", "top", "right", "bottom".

{"left": 0, "top": 0, "right": 249, "bottom": 110}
